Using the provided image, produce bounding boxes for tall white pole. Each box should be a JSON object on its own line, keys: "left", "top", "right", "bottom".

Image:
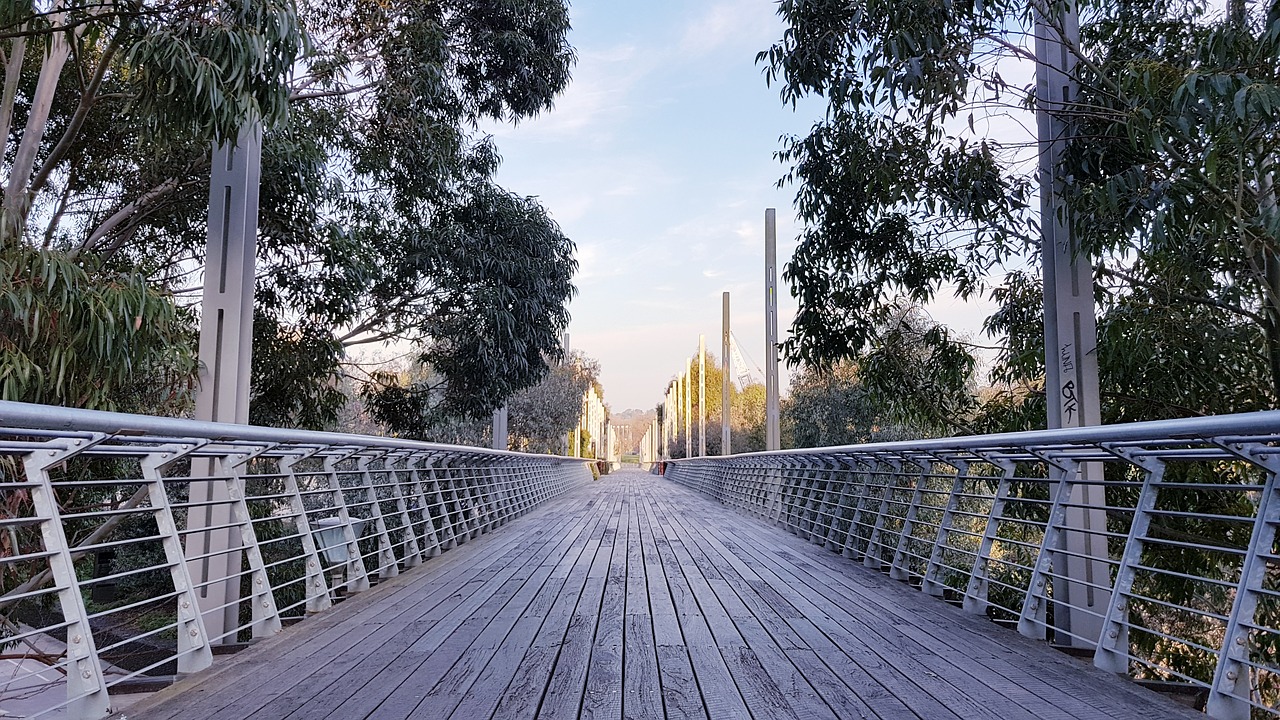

{"left": 684, "top": 361, "right": 692, "bottom": 459}
{"left": 491, "top": 405, "right": 508, "bottom": 450}
{"left": 698, "top": 334, "right": 706, "bottom": 457}
{"left": 764, "top": 208, "right": 781, "bottom": 450}
{"left": 664, "top": 385, "right": 672, "bottom": 459}
{"left": 1035, "top": 2, "right": 1108, "bottom": 650}
{"left": 188, "top": 126, "right": 263, "bottom": 649}
{"left": 722, "top": 292, "right": 732, "bottom": 455}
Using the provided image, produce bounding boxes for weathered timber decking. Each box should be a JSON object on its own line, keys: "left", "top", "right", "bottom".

{"left": 118, "top": 469, "right": 1201, "bottom": 720}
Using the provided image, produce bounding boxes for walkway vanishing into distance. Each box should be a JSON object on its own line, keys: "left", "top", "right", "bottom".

{"left": 118, "top": 470, "right": 1198, "bottom": 720}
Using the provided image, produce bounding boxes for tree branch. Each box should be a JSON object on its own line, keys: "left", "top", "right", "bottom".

{"left": 1, "top": 21, "right": 70, "bottom": 244}
{"left": 72, "top": 176, "right": 183, "bottom": 259}
{"left": 289, "top": 80, "right": 381, "bottom": 102}
{"left": 0, "top": 35, "right": 26, "bottom": 160}
{"left": 28, "top": 30, "right": 122, "bottom": 198}
{"left": 1097, "top": 265, "right": 1266, "bottom": 324}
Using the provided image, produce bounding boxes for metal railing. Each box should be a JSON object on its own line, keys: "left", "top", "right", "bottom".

{"left": 0, "top": 401, "right": 591, "bottom": 718}
{"left": 665, "top": 411, "right": 1280, "bottom": 720}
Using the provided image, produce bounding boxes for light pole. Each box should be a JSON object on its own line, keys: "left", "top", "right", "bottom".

{"left": 764, "top": 209, "right": 781, "bottom": 450}
{"left": 698, "top": 334, "right": 706, "bottom": 457}
{"left": 722, "top": 292, "right": 731, "bottom": 454}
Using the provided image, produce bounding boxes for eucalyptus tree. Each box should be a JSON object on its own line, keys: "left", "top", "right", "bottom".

{"left": 1, "top": 0, "right": 578, "bottom": 424}
{"left": 763, "top": 0, "right": 1280, "bottom": 426}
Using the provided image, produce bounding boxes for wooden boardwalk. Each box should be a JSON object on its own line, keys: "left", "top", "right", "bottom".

{"left": 120, "top": 470, "right": 1201, "bottom": 720}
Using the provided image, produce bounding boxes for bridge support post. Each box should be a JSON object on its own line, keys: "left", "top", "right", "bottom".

{"left": 1036, "top": 1, "right": 1110, "bottom": 649}
{"left": 722, "top": 293, "right": 731, "bottom": 454}
{"left": 698, "top": 335, "right": 706, "bottom": 456}
{"left": 492, "top": 405, "right": 508, "bottom": 450}
{"left": 764, "top": 209, "right": 781, "bottom": 451}
{"left": 187, "top": 125, "right": 262, "bottom": 646}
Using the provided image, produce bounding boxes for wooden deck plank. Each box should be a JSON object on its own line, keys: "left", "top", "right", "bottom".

{"left": 580, "top": 495, "right": 628, "bottom": 719}
{"left": 743, "top": 523, "right": 1166, "bottom": 719}
{"left": 157, "top": 493, "right": 597, "bottom": 720}
{"left": 286, "top": 491, "right": 604, "bottom": 720}
{"left": 119, "top": 470, "right": 1206, "bottom": 720}
{"left": 533, "top": 492, "right": 625, "bottom": 720}
{"left": 635, "top": 493, "right": 747, "bottom": 720}
{"left": 445, "top": 494, "right": 621, "bottom": 720}
{"left": 622, "top": 496, "right": 664, "bottom": 720}
{"left": 678, "top": 478, "right": 1196, "bottom": 720}
{"left": 675, "top": 498, "right": 1015, "bottom": 720}
{"left": 362, "top": 490, "right": 614, "bottom": 720}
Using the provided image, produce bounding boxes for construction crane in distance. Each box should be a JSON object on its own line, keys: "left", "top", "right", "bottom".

{"left": 728, "top": 333, "right": 762, "bottom": 391}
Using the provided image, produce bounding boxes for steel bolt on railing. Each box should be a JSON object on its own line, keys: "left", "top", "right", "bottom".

{"left": 0, "top": 401, "right": 592, "bottom": 719}
{"left": 664, "top": 410, "right": 1280, "bottom": 720}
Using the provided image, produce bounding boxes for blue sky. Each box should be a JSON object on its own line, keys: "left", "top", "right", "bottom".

{"left": 485, "top": 0, "right": 993, "bottom": 412}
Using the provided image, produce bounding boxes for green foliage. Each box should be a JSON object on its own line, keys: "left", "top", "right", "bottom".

{"left": 663, "top": 352, "right": 766, "bottom": 457}
{"left": 355, "top": 351, "right": 600, "bottom": 451}
{"left": 762, "top": 0, "right": 1033, "bottom": 378}
{"left": 764, "top": 0, "right": 1280, "bottom": 428}
{"left": 249, "top": 311, "right": 345, "bottom": 430}
{"left": 119, "top": 0, "right": 304, "bottom": 143}
{"left": 0, "top": 244, "right": 197, "bottom": 413}
{"left": 782, "top": 361, "right": 917, "bottom": 449}
{"left": 2, "top": 0, "right": 578, "bottom": 427}
{"left": 506, "top": 353, "right": 602, "bottom": 453}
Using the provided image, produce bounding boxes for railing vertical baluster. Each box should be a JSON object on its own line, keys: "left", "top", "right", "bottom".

{"left": 1093, "top": 450, "right": 1162, "bottom": 675}
{"left": 25, "top": 436, "right": 112, "bottom": 719}
{"left": 844, "top": 458, "right": 874, "bottom": 561}
{"left": 825, "top": 456, "right": 855, "bottom": 553}
{"left": 389, "top": 453, "right": 423, "bottom": 569}
{"left": 279, "top": 451, "right": 332, "bottom": 613}
{"left": 358, "top": 454, "right": 398, "bottom": 579}
{"left": 139, "top": 444, "right": 215, "bottom": 674}
{"left": 865, "top": 457, "right": 897, "bottom": 570}
{"left": 748, "top": 461, "right": 768, "bottom": 519}
{"left": 429, "top": 456, "right": 458, "bottom": 550}
{"left": 964, "top": 457, "right": 1015, "bottom": 615}
{"left": 717, "top": 459, "right": 735, "bottom": 511}
{"left": 460, "top": 457, "right": 482, "bottom": 539}
{"left": 221, "top": 450, "right": 282, "bottom": 639}
{"left": 323, "top": 454, "right": 370, "bottom": 593}
{"left": 891, "top": 457, "right": 929, "bottom": 582}
{"left": 479, "top": 461, "right": 502, "bottom": 529}
{"left": 798, "top": 457, "right": 821, "bottom": 539}
{"left": 922, "top": 458, "right": 969, "bottom": 598}
{"left": 1206, "top": 443, "right": 1280, "bottom": 720}
{"left": 1018, "top": 457, "right": 1078, "bottom": 641}
{"left": 766, "top": 459, "right": 785, "bottom": 526}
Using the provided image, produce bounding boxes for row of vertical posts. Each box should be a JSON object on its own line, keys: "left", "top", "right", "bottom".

{"left": 570, "top": 383, "right": 608, "bottom": 459}
{"left": 656, "top": 210, "right": 783, "bottom": 461}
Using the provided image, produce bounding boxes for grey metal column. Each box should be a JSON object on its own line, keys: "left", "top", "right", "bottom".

{"left": 722, "top": 292, "right": 732, "bottom": 455}
{"left": 1035, "top": 2, "right": 1109, "bottom": 649}
{"left": 765, "top": 209, "right": 781, "bottom": 450}
{"left": 698, "top": 334, "right": 706, "bottom": 457}
{"left": 188, "top": 125, "right": 263, "bottom": 644}
{"left": 492, "top": 405, "right": 508, "bottom": 450}
{"left": 684, "top": 361, "right": 692, "bottom": 459}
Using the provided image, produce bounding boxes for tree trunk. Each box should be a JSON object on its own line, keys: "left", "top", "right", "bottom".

{"left": 1, "top": 26, "right": 70, "bottom": 247}
{"left": 0, "top": 35, "right": 27, "bottom": 162}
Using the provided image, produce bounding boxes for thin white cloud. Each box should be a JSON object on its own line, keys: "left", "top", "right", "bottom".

{"left": 679, "top": 1, "right": 775, "bottom": 57}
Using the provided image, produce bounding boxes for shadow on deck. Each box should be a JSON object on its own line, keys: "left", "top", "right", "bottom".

{"left": 116, "top": 469, "right": 1200, "bottom": 720}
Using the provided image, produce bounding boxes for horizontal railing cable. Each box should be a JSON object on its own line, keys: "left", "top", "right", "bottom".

{"left": 664, "top": 410, "right": 1280, "bottom": 720}
{"left": 0, "top": 400, "right": 591, "bottom": 719}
